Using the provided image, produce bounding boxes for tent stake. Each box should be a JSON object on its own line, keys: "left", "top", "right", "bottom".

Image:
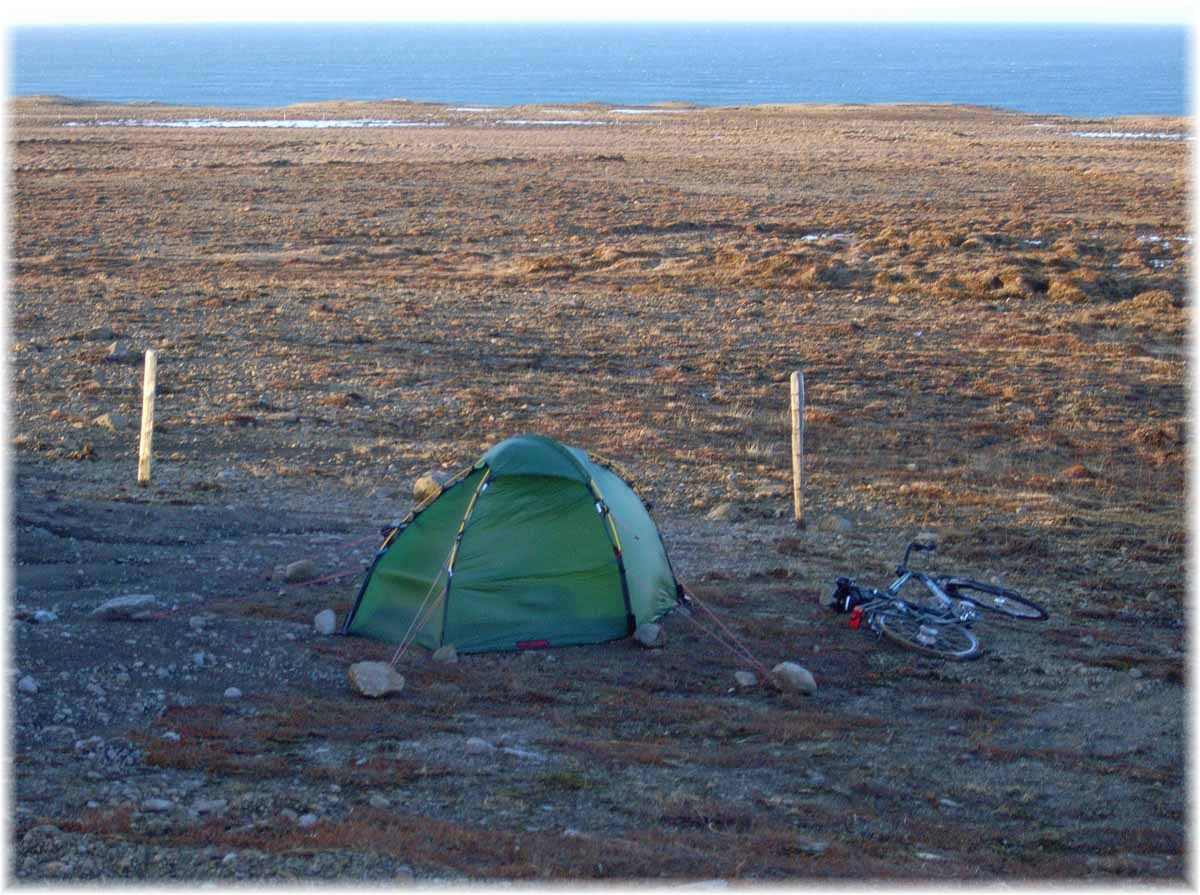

{"left": 137, "top": 350, "right": 157, "bottom": 487}
{"left": 789, "top": 369, "right": 805, "bottom": 527}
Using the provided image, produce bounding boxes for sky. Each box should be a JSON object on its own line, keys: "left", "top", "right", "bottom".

{"left": 5, "top": 0, "right": 1197, "bottom": 24}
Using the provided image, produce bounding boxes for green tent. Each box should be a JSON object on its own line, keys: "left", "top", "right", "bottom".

{"left": 343, "top": 434, "right": 682, "bottom": 654}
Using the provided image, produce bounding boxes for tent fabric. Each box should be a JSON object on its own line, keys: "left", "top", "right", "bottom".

{"left": 343, "top": 434, "right": 681, "bottom": 654}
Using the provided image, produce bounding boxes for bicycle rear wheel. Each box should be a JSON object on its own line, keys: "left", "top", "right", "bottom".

{"left": 877, "top": 611, "right": 981, "bottom": 660}
{"left": 941, "top": 579, "right": 1047, "bottom": 620}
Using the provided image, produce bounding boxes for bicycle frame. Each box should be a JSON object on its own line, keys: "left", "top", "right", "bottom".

{"left": 887, "top": 546, "right": 977, "bottom": 624}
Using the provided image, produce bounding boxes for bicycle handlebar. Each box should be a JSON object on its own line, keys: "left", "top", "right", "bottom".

{"left": 901, "top": 539, "right": 936, "bottom": 569}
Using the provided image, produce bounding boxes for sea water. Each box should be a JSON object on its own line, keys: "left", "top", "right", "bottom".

{"left": 11, "top": 23, "right": 1189, "bottom": 117}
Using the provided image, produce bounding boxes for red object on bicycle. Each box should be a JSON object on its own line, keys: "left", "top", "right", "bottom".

{"left": 849, "top": 606, "right": 863, "bottom": 628}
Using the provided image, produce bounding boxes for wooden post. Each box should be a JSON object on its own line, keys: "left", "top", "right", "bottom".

{"left": 789, "top": 369, "right": 805, "bottom": 527}
{"left": 137, "top": 350, "right": 157, "bottom": 487}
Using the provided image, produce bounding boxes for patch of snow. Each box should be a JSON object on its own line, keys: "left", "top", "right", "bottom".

{"left": 1069, "top": 131, "right": 1189, "bottom": 141}
{"left": 800, "top": 232, "right": 854, "bottom": 242}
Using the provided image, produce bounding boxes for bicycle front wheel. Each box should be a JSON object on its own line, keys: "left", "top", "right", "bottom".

{"left": 942, "top": 579, "right": 1047, "bottom": 620}
{"left": 877, "top": 612, "right": 981, "bottom": 660}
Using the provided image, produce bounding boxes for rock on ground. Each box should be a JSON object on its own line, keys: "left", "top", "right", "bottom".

{"left": 633, "top": 623, "right": 665, "bottom": 648}
{"left": 817, "top": 514, "right": 854, "bottom": 534}
{"left": 90, "top": 595, "right": 161, "bottom": 621}
{"left": 769, "top": 661, "right": 817, "bottom": 694}
{"left": 93, "top": 412, "right": 130, "bottom": 432}
{"left": 412, "top": 472, "right": 447, "bottom": 504}
{"left": 285, "top": 560, "right": 319, "bottom": 583}
{"left": 465, "top": 737, "right": 496, "bottom": 754}
{"left": 313, "top": 609, "right": 337, "bottom": 635}
{"left": 431, "top": 644, "right": 458, "bottom": 663}
{"left": 347, "top": 661, "right": 405, "bottom": 698}
{"left": 705, "top": 502, "right": 741, "bottom": 522}
{"left": 734, "top": 671, "right": 758, "bottom": 688}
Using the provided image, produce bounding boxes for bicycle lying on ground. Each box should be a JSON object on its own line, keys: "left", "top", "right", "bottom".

{"left": 828, "top": 538, "right": 1048, "bottom": 660}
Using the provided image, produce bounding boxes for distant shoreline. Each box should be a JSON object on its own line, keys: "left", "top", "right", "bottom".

{"left": 11, "top": 95, "right": 1192, "bottom": 130}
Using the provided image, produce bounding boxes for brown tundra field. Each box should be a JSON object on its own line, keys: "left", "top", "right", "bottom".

{"left": 6, "top": 96, "right": 1190, "bottom": 881}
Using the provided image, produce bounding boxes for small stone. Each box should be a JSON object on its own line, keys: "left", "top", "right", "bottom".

{"left": 733, "top": 671, "right": 758, "bottom": 688}
{"left": 817, "top": 514, "right": 854, "bottom": 534}
{"left": 431, "top": 644, "right": 458, "bottom": 664}
{"left": 500, "top": 746, "right": 547, "bottom": 762}
{"left": 85, "top": 325, "right": 117, "bottom": 342}
{"left": 194, "top": 798, "right": 228, "bottom": 814}
{"left": 221, "top": 853, "right": 238, "bottom": 866}
{"left": 795, "top": 837, "right": 829, "bottom": 856}
{"left": 297, "top": 813, "right": 318, "bottom": 828}
{"left": 412, "top": 472, "right": 446, "bottom": 504}
{"left": 465, "top": 737, "right": 496, "bottom": 754}
{"left": 313, "top": 609, "right": 337, "bottom": 635}
{"left": 285, "top": 560, "right": 319, "bottom": 583}
{"left": 223, "top": 687, "right": 242, "bottom": 700}
{"left": 914, "top": 531, "right": 938, "bottom": 549}
{"left": 32, "top": 609, "right": 58, "bottom": 623}
{"left": 633, "top": 622, "right": 665, "bottom": 648}
{"left": 104, "top": 341, "right": 133, "bottom": 363}
{"left": 751, "top": 482, "right": 789, "bottom": 500}
{"left": 141, "top": 798, "right": 173, "bottom": 813}
{"left": 91, "top": 594, "right": 161, "bottom": 621}
{"left": 93, "top": 412, "right": 130, "bottom": 432}
{"left": 368, "top": 793, "right": 390, "bottom": 809}
{"left": 17, "top": 675, "right": 39, "bottom": 695}
{"left": 705, "top": 502, "right": 741, "bottom": 522}
{"left": 161, "top": 731, "right": 181, "bottom": 742}
{"left": 769, "top": 661, "right": 818, "bottom": 694}
{"left": 347, "top": 661, "right": 405, "bottom": 698}
{"left": 22, "top": 824, "right": 63, "bottom": 847}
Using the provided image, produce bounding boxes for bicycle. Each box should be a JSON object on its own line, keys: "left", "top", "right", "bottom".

{"left": 828, "top": 537, "right": 1047, "bottom": 660}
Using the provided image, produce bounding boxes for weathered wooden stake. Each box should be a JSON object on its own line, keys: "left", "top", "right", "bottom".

{"left": 789, "top": 369, "right": 805, "bottom": 527}
{"left": 137, "top": 350, "right": 157, "bottom": 487}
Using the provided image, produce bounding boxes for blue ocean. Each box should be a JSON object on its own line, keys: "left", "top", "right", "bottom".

{"left": 10, "top": 23, "right": 1190, "bottom": 117}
